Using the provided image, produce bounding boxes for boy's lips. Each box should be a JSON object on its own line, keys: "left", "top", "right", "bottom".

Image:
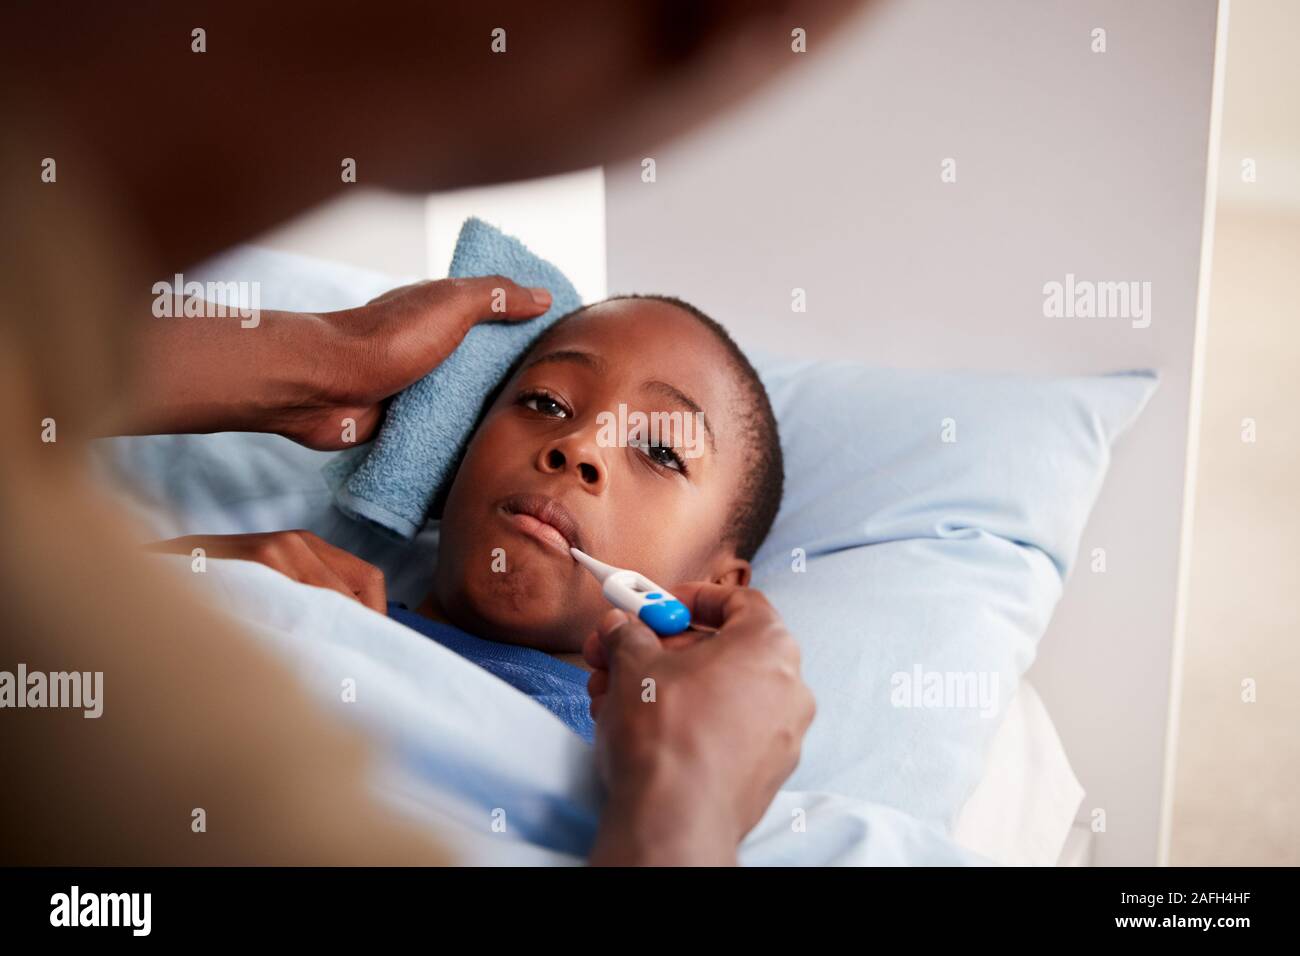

{"left": 498, "top": 493, "right": 584, "bottom": 558}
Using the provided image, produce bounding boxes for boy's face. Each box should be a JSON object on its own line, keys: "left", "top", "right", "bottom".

{"left": 432, "top": 299, "right": 753, "bottom": 652}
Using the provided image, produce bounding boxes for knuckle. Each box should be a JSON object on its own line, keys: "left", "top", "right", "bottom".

{"left": 799, "top": 686, "right": 818, "bottom": 728}
{"left": 283, "top": 536, "right": 315, "bottom": 562}
{"left": 773, "top": 721, "right": 802, "bottom": 758}
{"left": 723, "top": 588, "right": 750, "bottom": 619}
{"left": 252, "top": 536, "right": 279, "bottom": 560}
{"left": 758, "top": 624, "right": 801, "bottom": 670}
{"left": 776, "top": 660, "right": 803, "bottom": 690}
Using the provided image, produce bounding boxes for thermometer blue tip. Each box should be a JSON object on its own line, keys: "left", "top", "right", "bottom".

{"left": 638, "top": 599, "right": 691, "bottom": 636}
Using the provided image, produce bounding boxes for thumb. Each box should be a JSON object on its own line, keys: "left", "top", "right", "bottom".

{"left": 453, "top": 275, "right": 553, "bottom": 325}
{"left": 597, "top": 608, "right": 660, "bottom": 671}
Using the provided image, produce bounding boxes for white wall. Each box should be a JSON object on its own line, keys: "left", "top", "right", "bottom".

{"left": 255, "top": 187, "right": 427, "bottom": 277}
{"left": 425, "top": 168, "right": 607, "bottom": 302}
{"left": 604, "top": 0, "right": 1222, "bottom": 865}
{"left": 252, "top": 171, "right": 608, "bottom": 301}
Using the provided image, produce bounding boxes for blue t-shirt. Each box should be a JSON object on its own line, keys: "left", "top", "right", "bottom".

{"left": 388, "top": 602, "right": 595, "bottom": 744}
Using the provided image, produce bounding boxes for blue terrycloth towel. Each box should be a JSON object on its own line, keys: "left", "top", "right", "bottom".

{"left": 325, "top": 218, "right": 582, "bottom": 538}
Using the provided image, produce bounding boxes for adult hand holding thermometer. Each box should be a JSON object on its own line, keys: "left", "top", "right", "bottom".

{"left": 570, "top": 547, "right": 692, "bottom": 637}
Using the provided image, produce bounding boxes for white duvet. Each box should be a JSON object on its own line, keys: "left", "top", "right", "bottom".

{"left": 177, "top": 555, "right": 987, "bottom": 866}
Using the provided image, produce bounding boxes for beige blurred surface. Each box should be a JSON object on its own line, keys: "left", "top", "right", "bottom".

{"left": 1170, "top": 208, "right": 1300, "bottom": 866}
{"left": 1168, "top": 0, "right": 1300, "bottom": 867}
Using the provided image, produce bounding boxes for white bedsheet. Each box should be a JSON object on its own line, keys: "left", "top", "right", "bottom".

{"left": 175, "top": 555, "right": 987, "bottom": 866}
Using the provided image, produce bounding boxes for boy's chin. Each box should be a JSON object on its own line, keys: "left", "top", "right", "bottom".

{"left": 443, "top": 567, "right": 594, "bottom": 653}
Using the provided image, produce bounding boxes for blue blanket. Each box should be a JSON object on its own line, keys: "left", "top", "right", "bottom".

{"left": 388, "top": 602, "right": 595, "bottom": 744}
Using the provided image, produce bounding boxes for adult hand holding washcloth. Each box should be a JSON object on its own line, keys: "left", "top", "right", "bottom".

{"left": 324, "top": 218, "right": 584, "bottom": 539}
{"left": 125, "top": 219, "right": 582, "bottom": 540}
{"left": 123, "top": 255, "right": 554, "bottom": 460}
{"left": 273, "top": 273, "right": 553, "bottom": 451}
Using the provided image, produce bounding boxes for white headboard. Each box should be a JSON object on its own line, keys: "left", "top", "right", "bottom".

{"left": 602, "top": 0, "right": 1226, "bottom": 865}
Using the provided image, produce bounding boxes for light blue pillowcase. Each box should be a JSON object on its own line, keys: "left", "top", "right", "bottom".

{"left": 743, "top": 355, "right": 1156, "bottom": 829}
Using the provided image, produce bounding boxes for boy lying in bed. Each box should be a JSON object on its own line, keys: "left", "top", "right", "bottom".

{"left": 151, "top": 295, "right": 784, "bottom": 744}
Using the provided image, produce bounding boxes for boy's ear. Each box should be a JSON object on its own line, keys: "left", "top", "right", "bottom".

{"left": 711, "top": 557, "right": 751, "bottom": 588}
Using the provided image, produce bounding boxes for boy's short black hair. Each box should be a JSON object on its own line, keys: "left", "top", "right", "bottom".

{"left": 529, "top": 293, "right": 784, "bottom": 562}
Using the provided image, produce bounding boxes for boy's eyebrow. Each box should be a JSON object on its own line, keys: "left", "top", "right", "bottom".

{"left": 522, "top": 349, "right": 606, "bottom": 375}
{"left": 642, "top": 380, "right": 715, "bottom": 452}
{"left": 522, "top": 349, "right": 715, "bottom": 452}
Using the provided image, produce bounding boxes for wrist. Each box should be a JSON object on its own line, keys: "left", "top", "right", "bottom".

{"left": 253, "top": 310, "right": 334, "bottom": 411}
{"left": 231, "top": 310, "right": 338, "bottom": 435}
{"left": 591, "top": 763, "right": 743, "bottom": 866}
{"left": 127, "top": 306, "right": 328, "bottom": 437}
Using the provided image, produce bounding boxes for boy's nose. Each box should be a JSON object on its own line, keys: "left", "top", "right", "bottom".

{"left": 538, "top": 436, "right": 606, "bottom": 491}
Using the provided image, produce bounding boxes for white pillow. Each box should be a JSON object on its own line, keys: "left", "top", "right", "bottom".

{"left": 951, "top": 681, "right": 1084, "bottom": 865}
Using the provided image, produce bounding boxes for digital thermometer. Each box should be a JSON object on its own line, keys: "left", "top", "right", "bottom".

{"left": 570, "top": 547, "right": 691, "bottom": 636}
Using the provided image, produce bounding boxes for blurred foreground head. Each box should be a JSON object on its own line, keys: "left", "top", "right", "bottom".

{"left": 0, "top": 0, "right": 866, "bottom": 863}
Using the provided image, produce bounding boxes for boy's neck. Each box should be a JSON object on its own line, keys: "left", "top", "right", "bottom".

{"left": 414, "top": 591, "right": 451, "bottom": 625}
{"left": 551, "top": 652, "right": 593, "bottom": 673}
{"left": 414, "top": 592, "right": 593, "bottom": 672}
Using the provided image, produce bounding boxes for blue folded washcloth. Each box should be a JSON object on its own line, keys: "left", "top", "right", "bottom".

{"left": 325, "top": 217, "right": 582, "bottom": 539}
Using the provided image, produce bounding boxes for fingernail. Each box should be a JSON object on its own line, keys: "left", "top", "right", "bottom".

{"left": 529, "top": 287, "right": 552, "bottom": 307}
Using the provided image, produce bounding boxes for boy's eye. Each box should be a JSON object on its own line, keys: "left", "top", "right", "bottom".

{"left": 641, "top": 442, "right": 687, "bottom": 474}
{"left": 519, "top": 390, "right": 569, "bottom": 418}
